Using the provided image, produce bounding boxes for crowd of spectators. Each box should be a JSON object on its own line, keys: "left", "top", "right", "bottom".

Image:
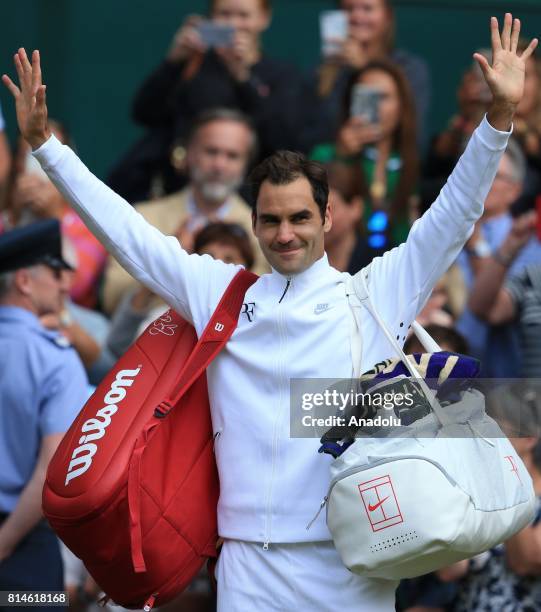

{"left": 0, "top": 0, "right": 540, "bottom": 610}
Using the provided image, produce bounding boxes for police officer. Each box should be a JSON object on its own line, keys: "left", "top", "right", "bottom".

{"left": 0, "top": 219, "right": 88, "bottom": 605}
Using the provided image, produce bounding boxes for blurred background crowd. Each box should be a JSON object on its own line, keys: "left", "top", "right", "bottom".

{"left": 1, "top": 0, "right": 541, "bottom": 610}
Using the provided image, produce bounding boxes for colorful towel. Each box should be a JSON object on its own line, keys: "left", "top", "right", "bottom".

{"left": 319, "top": 352, "right": 481, "bottom": 458}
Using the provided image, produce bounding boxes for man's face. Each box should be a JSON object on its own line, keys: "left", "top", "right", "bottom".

{"left": 341, "top": 0, "right": 391, "bottom": 45}
{"left": 187, "top": 120, "right": 252, "bottom": 203}
{"left": 212, "top": 0, "right": 270, "bottom": 40}
{"left": 23, "top": 264, "right": 70, "bottom": 316}
{"left": 484, "top": 154, "right": 523, "bottom": 217}
{"left": 253, "top": 177, "right": 331, "bottom": 275}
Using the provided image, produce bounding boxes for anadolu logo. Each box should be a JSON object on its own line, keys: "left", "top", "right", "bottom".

{"left": 64, "top": 367, "right": 141, "bottom": 485}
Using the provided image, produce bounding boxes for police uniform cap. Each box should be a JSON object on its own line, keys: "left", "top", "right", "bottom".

{"left": 0, "top": 219, "right": 74, "bottom": 274}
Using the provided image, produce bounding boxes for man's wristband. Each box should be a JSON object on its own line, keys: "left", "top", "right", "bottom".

{"left": 466, "top": 239, "right": 491, "bottom": 258}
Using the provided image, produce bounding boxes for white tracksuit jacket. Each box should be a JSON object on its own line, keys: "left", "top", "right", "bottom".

{"left": 33, "top": 116, "right": 509, "bottom": 547}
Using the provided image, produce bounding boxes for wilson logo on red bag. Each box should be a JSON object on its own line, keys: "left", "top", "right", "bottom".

{"left": 65, "top": 367, "right": 142, "bottom": 485}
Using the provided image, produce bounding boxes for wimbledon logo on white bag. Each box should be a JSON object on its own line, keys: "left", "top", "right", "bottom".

{"left": 64, "top": 367, "right": 141, "bottom": 485}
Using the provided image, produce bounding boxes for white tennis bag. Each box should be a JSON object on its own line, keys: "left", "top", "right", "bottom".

{"left": 326, "top": 270, "right": 537, "bottom": 580}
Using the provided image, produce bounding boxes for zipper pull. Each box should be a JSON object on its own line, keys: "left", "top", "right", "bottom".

{"left": 278, "top": 277, "right": 292, "bottom": 304}
{"left": 263, "top": 541, "right": 269, "bottom": 550}
{"left": 143, "top": 594, "right": 158, "bottom": 612}
{"left": 306, "top": 496, "right": 328, "bottom": 531}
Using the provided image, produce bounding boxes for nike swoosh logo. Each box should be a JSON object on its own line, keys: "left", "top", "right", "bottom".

{"left": 368, "top": 496, "right": 389, "bottom": 512}
{"left": 314, "top": 306, "right": 333, "bottom": 315}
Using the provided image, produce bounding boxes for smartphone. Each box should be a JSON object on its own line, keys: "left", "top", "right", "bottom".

{"left": 350, "top": 85, "right": 381, "bottom": 124}
{"left": 319, "top": 10, "right": 348, "bottom": 57}
{"left": 196, "top": 21, "right": 235, "bottom": 48}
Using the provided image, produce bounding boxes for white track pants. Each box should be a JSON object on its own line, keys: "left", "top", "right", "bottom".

{"left": 216, "top": 539, "right": 397, "bottom": 611}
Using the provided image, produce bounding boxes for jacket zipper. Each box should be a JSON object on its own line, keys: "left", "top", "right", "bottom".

{"left": 278, "top": 277, "right": 291, "bottom": 304}
{"left": 264, "top": 276, "right": 292, "bottom": 549}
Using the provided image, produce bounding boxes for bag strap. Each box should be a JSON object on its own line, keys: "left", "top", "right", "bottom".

{"left": 350, "top": 265, "right": 452, "bottom": 427}
{"left": 409, "top": 320, "right": 440, "bottom": 352}
{"left": 154, "top": 269, "right": 258, "bottom": 417}
{"left": 344, "top": 274, "right": 363, "bottom": 378}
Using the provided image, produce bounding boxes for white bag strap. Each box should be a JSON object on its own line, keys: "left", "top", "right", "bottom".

{"left": 350, "top": 265, "right": 452, "bottom": 427}
{"left": 411, "top": 320, "right": 441, "bottom": 353}
{"left": 345, "top": 274, "right": 363, "bottom": 378}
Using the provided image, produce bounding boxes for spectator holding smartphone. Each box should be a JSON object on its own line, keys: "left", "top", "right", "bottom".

{"left": 311, "top": 59, "right": 418, "bottom": 257}
{"left": 108, "top": 0, "right": 303, "bottom": 202}
{"left": 301, "top": 0, "right": 430, "bottom": 152}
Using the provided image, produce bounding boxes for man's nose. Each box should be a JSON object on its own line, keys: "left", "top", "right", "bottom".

{"left": 276, "top": 222, "right": 294, "bottom": 243}
{"left": 210, "top": 153, "right": 229, "bottom": 174}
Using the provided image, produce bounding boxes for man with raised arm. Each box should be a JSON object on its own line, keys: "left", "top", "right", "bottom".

{"left": 3, "top": 14, "right": 537, "bottom": 611}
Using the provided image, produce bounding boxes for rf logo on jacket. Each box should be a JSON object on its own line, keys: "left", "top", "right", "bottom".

{"left": 242, "top": 302, "right": 255, "bottom": 322}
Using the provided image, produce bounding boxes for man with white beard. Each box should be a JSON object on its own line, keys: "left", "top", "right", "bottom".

{"left": 102, "top": 108, "right": 266, "bottom": 315}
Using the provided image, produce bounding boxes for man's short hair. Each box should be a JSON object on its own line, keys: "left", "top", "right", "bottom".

{"left": 187, "top": 108, "right": 258, "bottom": 161}
{"left": 193, "top": 222, "right": 255, "bottom": 270}
{"left": 504, "top": 138, "right": 527, "bottom": 184}
{"left": 248, "top": 151, "right": 329, "bottom": 221}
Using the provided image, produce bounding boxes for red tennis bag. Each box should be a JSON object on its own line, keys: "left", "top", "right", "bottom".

{"left": 43, "top": 270, "right": 257, "bottom": 610}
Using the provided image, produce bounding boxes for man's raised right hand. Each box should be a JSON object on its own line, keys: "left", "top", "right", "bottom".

{"left": 2, "top": 48, "right": 51, "bottom": 150}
